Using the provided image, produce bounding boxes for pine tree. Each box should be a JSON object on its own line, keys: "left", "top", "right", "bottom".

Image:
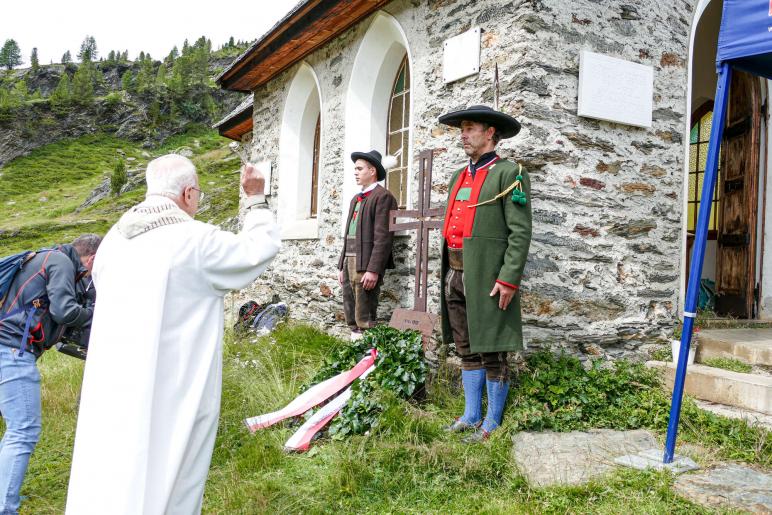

{"left": 168, "top": 53, "right": 191, "bottom": 98}
{"left": 135, "top": 57, "right": 154, "bottom": 95}
{"left": 121, "top": 70, "right": 134, "bottom": 93}
{"left": 148, "top": 99, "right": 161, "bottom": 125}
{"left": 228, "top": 36, "right": 235, "bottom": 48}
{"left": 72, "top": 61, "right": 94, "bottom": 104}
{"left": 0, "top": 39, "right": 22, "bottom": 70}
{"left": 107, "top": 50, "right": 116, "bottom": 64}
{"left": 110, "top": 158, "right": 127, "bottom": 196}
{"left": 78, "top": 36, "right": 98, "bottom": 62}
{"left": 50, "top": 72, "right": 72, "bottom": 107}
{"left": 155, "top": 63, "right": 167, "bottom": 86}
{"left": 139, "top": 51, "right": 145, "bottom": 62}
{"left": 30, "top": 48, "right": 39, "bottom": 72}
{"left": 166, "top": 46, "right": 179, "bottom": 64}
{"left": 61, "top": 50, "right": 72, "bottom": 64}
{"left": 13, "top": 79, "right": 28, "bottom": 99}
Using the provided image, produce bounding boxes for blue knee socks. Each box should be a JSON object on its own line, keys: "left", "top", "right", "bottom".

{"left": 460, "top": 369, "right": 485, "bottom": 425}
{"left": 481, "top": 379, "right": 510, "bottom": 433}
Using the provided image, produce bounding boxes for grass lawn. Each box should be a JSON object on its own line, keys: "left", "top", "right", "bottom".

{"left": 5, "top": 324, "right": 768, "bottom": 514}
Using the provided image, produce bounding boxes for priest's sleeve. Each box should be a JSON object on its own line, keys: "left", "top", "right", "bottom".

{"left": 199, "top": 199, "right": 281, "bottom": 292}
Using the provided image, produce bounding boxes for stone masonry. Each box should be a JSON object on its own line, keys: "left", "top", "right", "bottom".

{"left": 240, "top": 0, "right": 697, "bottom": 359}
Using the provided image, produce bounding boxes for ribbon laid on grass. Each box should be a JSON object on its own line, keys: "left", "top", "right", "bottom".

{"left": 284, "top": 364, "right": 376, "bottom": 452}
{"left": 244, "top": 348, "right": 377, "bottom": 433}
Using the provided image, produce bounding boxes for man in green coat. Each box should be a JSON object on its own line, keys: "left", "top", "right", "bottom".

{"left": 438, "top": 105, "right": 532, "bottom": 442}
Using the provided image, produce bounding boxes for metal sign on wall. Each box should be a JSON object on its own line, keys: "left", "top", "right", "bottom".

{"left": 443, "top": 27, "right": 481, "bottom": 84}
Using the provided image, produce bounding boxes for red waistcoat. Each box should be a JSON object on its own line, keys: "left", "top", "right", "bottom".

{"left": 443, "top": 155, "right": 500, "bottom": 249}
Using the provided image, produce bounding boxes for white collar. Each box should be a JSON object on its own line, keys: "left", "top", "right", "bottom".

{"left": 360, "top": 183, "right": 378, "bottom": 194}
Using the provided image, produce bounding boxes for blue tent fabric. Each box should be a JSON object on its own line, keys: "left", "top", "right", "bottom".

{"left": 717, "top": 0, "right": 772, "bottom": 78}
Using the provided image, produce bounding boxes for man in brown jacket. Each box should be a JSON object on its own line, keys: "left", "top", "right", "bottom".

{"left": 338, "top": 150, "right": 398, "bottom": 340}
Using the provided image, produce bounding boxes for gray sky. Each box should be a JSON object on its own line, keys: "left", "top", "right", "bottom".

{"left": 0, "top": 0, "right": 298, "bottom": 66}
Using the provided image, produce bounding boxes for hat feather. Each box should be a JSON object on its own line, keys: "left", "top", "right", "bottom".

{"left": 381, "top": 155, "right": 398, "bottom": 170}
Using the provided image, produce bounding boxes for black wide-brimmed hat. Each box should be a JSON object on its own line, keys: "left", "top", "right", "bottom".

{"left": 351, "top": 150, "right": 397, "bottom": 181}
{"left": 438, "top": 105, "right": 521, "bottom": 139}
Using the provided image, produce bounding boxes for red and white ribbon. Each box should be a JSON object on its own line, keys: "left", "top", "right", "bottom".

{"left": 244, "top": 349, "right": 377, "bottom": 432}
{"left": 284, "top": 364, "right": 376, "bottom": 452}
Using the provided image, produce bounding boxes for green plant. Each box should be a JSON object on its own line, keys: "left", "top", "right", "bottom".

{"left": 302, "top": 325, "right": 427, "bottom": 439}
{"left": 110, "top": 158, "right": 127, "bottom": 196}
{"left": 703, "top": 357, "right": 753, "bottom": 373}
{"left": 651, "top": 346, "right": 671, "bottom": 361}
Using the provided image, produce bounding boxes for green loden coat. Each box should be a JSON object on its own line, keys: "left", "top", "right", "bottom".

{"left": 440, "top": 158, "right": 533, "bottom": 353}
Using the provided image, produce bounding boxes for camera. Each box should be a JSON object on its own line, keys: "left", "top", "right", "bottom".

{"left": 56, "top": 279, "right": 93, "bottom": 360}
{"left": 57, "top": 325, "right": 89, "bottom": 360}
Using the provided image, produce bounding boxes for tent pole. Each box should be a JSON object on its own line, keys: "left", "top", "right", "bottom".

{"left": 663, "top": 63, "right": 732, "bottom": 464}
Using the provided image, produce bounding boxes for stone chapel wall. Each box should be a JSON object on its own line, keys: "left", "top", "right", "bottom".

{"left": 239, "top": 0, "right": 699, "bottom": 360}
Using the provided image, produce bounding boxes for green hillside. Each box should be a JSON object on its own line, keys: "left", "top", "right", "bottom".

{"left": 0, "top": 126, "right": 241, "bottom": 254}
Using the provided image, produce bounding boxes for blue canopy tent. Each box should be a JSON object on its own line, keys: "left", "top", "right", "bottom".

{"left": 665, "top": 0, "right": 772, "bottom": 463}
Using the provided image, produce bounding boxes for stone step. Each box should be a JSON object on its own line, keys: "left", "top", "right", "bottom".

{"left": 695, "top": 329, "right": 772, "bottom": 366}
{"left": 692, "top": 400, "right": 772, "bottom": 430}
{"left": 647, "top": 361, "right": 772, "bottom": 415}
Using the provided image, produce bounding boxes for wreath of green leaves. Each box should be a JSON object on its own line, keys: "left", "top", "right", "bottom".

{"left": 301, "top": 325, "right": 427, "bottom": 439}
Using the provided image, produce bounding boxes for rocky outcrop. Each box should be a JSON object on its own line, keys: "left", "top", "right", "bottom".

{"left": 0, "top": 59, "right": 247, "bottom": 167}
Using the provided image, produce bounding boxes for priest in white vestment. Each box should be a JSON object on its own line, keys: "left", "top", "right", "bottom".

{"left": 65, "top": 155, "right": 280, "bottom": 514}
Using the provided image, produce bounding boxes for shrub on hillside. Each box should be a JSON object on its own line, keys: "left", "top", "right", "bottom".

{"left": 110, "top": 158, "right": 127, "bottom": 196}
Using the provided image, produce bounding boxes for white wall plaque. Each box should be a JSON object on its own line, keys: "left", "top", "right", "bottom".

{"left": 443, "top": 27, "right": 481, "bottom": 84}
{"left": 577, "top": 50, "right": 654, "bottom": 129}
{"left": 256, "top": 159, "right": 273, "bottom": 196}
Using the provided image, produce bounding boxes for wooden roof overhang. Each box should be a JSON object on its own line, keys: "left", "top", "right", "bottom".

{"left": 214, "top": 94, "right": 254, "bottom": 140}
{"left": 217, "top": 107, "right": 254, "bottom": 141}
{"left": 216, "top": 0, "right": 391, "bottom": 93}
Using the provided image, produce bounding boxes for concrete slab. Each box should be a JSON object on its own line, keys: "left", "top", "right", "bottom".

{"left": 697, "top": 329, "right": 772, "bottom": 366}
{"left": 675, "top": 464, "right": 772, "bottom": 514}
{"left": 648, "top": 361, "right": 772, "bottom": 415}
{"left": 615, "top": 448, "right": 699, "bottom": 474}
{"left": 511, "top": 429, "right": 657, "bottom": 487}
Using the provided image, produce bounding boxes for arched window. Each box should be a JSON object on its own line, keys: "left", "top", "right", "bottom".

{"left": 687, "top": 102, "right": 720, "bottom": 239}
{"left": 386, "top": 55, "right": 410, "bottom": 208}
{"left": 343, "top": 12, "right": 412, "bottom": 233}
{"left": 310, "top": 115, "right": 321, "bottom": 218}
{"left": 278, "top": 62, "right": 322, "bottom": 240}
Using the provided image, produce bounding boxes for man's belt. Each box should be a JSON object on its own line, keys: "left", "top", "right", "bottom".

{"left": 345, "top": 238, "right": 357, "bottom": 256}
{"left": 448, "top": 248, "right": 464, "bottom": 271}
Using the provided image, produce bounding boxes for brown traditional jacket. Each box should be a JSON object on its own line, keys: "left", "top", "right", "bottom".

{"left": 337, "top": 184, "right": 398, "bottom": 275}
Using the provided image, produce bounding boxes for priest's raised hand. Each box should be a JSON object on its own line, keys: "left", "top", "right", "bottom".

{"left": 241, "top": 162, "right": 266, "bottom": 197}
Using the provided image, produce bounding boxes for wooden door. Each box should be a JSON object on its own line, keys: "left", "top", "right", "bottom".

{"left": 715, "top": 70, "right": 761, "bottom": 318}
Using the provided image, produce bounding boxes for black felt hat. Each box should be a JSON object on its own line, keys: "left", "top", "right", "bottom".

{"left": 350, "top": 150, "right": 398, "bottom": 181}
{"left": 438, "top": 105, "right": 521, "bottom": 139}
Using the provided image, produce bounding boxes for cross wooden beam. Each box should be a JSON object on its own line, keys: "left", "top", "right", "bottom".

{"left": 389, "top": 149, "right": 444, "bottom": 312}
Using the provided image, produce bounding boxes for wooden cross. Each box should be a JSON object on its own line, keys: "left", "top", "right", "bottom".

{"left": 388, "top": 149, "right": 444, "bottom": 342}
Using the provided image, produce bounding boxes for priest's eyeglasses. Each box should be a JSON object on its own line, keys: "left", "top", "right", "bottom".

{"left": 190, "top": 187, "right": 205, "bottom": 202}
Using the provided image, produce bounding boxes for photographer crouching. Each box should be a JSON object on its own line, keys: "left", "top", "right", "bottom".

{"left": 57, "top": 235, "right": 101, "bottom": 359}
{"left": 0, "top": 234, "right": 100, "bottom": 515}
